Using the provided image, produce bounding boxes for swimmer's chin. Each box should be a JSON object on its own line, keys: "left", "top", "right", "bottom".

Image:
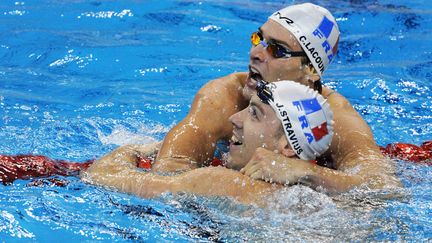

{"left": 223, "top": 153, "right": 236, "bottom": 170}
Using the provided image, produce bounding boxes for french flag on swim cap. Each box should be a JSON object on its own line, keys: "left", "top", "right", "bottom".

{"left": 313, "top": 16, "right": 340, "bottom": 62}
{"left": 268, "top": 81, "right": 334, "bottom": 160}
{"left": 269, "top": 3, "right": 340, "bottom": 77}
{"left": 293, "top": 98, "right": 329, "bottom": 143}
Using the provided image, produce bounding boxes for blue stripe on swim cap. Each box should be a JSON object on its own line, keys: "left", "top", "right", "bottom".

{"left": 317, "top": 16, "right": 334, "bottom": 38}
{"left": 293, "top": 98, "right": 322, "bottom": 115}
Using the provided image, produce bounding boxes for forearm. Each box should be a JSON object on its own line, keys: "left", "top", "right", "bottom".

{"left": 94, "top": 142, "right": 160, "bottom": 165}
{"left": 242, "top": 148, "right": 364, "bottom": 193}
{"left": 82, "top": 166, "right": 177, "bottom": 198}
{"left": 271, "top": 158, "right": 364, "bottom": 193}
{"left": 337, "top": 148, "right": 402, "bottom": 189}
{"left": 82, "top": 142, "right": 161, "bottom": 185}
{"left": 302, "top": 164, "right": 364, "bottom": 193}
{"left": 301, "top": 153, "right": 402, "bottom": 192}
{"left": 175, "top": 167, "right": 278, "bottom": 205}
{"left": 152, "top": 156, "right": 199, "bottom": 173}
{"left": 82, "top": 163, "right": 277, "bottom": 206}
{"left": 326, "top": 93, "right": 402, "bottom": 189}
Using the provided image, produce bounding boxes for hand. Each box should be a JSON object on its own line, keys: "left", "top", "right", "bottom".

{"left": 81, "top": 142, "right": 161, "bottom": 183}
{"left": 126, "top": 142, "right": 162, "bottom": 169}
{"left": 240, "top": 147, "right": 312, "bottom": 185}
{"left": 81, "top": 156, "right": 130, "bottom": 185}
{"left": 129, "top": 141, "right": 162, "bottom": 158}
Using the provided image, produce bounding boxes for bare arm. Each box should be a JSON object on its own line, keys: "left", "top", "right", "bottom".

{"left": 82, "top": 155, "right": 278, "bottom": 206}
{"left": 241, "top": 147, "right": 364, "bottom": 193}
{"left": 80, "top": 142, "right": 161, "bottom": 174}
{"left": 325, "top": 90, "right": 401, "bottom": 188}
{"left": 153, "top": 72, "right": 249, "bottom": 173}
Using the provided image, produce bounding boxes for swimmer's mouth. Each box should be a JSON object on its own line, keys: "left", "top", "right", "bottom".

{"left": 249, "top": 66, "right": 263, "bottom": 83}
{"left": 230, "top": 134, "right": 243, "bottom": 146}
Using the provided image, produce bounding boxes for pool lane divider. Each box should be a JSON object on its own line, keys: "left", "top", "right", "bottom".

{"left": 0, "top": 141, "right": 431, "bottom": 185}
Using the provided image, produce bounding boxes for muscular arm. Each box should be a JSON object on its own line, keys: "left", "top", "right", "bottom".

{"left": 153, "top": 72, "right": 249, "bottom": 172}
{"left": 82, "top": 156, "right": 278, "bottom": 206}
{"left": 241, "top": 147, "right": 364, "bottom": 192}
{"left": 83, "top": 142, "right": 161, "bottom": 171}
{"left": 324, "top": 89, "right": 401, "bottom": 188}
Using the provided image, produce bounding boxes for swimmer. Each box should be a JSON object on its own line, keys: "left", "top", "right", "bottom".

{"left": 99, "top": 3, "right": 401, "bottom": 190}
{"left": 82, "top": 81, "right": 338, "bottom": 205}
{"left": 0, "top": 3, "right": 402, "bottom": 191}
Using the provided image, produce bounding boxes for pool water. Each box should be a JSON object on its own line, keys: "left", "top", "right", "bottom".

{"left": 1, "top": 0, "right": 431, "bottom": 241}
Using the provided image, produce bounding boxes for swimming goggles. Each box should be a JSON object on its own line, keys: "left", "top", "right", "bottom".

{"left": 255, "top": 79, "right": 273, "bottom": 104}
{"left": 251, "top": 31, "right": 307, "bottom": 59}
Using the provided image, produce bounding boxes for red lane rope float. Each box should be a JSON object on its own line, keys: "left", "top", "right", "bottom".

{"left": 421, "top": 141, "right": 432, "bottom": 151}
{"left": 136, "top": 156, "right": 153, "bottom": 170}
{"left": 380, "top": 141, "right": 432, "bottom": 164}
{"left": 210, "top": 157, "right": 223, "bottom": 167}
{"left": 0, "top": 155, "right": 93, "bottom": 185}
{"left": 1, "top": 140, "right": 431, "bottom": 185}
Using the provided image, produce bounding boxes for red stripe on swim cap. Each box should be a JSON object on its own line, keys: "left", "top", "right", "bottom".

{"left": 312, "top": 122, "right": 328, "bottom": 141}
{"left": 332, "top": 35, "right": 339, "bottom": 56}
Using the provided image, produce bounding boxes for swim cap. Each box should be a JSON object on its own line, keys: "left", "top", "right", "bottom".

{"left": 263, "top": 80, "right": 334, "bottom": 160}
{"left": 269, "top": 3, "right": 340, "bottom": 77}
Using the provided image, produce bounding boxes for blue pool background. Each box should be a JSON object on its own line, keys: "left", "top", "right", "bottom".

{"left": 0, "top": 0, "right": 431, "bottom": 241}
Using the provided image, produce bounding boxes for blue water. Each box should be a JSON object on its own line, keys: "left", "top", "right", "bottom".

{"left": 0, "top": 0, "right": 431, "bottom": 241}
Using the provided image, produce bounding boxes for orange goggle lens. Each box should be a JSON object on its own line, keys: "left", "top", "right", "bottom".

{"left": 251, "top": 32, "right": 261, "bottom": 46}
{"left": 250, "top": 31, "right": 307, "bottom": 59}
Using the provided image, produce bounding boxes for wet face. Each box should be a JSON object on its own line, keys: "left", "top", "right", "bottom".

{"left": 226, "top": 95, "right": 285, "bottom": 170}
{"left": 243, "top": 19, "right": 312, "bottom": 99}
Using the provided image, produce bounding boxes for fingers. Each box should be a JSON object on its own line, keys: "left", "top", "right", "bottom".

{"left": 244, "top": 163, "right": 263, "bottom": 176}
{"left": 249, "top": 169, "right": 263, "bottom": 180}
{"left": 243, "top": 163, "right": 273, "bottom": 183}
{"left": 249, "top": 169, "right": 273, "bottom": 183}
{"left": 241, "top": 148, "right": 266, "bottom": 173}
{"left": 242, "top": 159, "right": 257, "bottom": 175}
{"left": 242, "top": 147, "right": 284, "bottom": 183}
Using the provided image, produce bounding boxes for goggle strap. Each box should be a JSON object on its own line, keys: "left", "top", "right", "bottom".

{"left": 287, "top": 51, "right": 308, "bottom": 57}
{"left": 256, "top": 80, "right": 273, "bottom": 104}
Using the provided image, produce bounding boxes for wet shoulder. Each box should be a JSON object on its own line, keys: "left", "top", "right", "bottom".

{"left": 322, "top": 86, "right": 353, "bottom": 111}
{"left": 199, "top": 72, "right": 246, "bottom": 95}
{"left": 195, "top": 72, "right": 248, "bottom": 107}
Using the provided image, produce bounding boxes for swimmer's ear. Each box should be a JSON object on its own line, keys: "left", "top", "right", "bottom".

{"left": 277, "top": 136, "right": 296, "bottom": 158}
{"left": 304, "top": 72, "right": 322, "bottom": 94}
{"left": 306, "top": 72, "right": 319, "bottom": 85}
{"left": 305, "top": 62, "right": 318, "bottom": 75}
{"left": 301, "top": 66, "right": 321, "bottom": 92}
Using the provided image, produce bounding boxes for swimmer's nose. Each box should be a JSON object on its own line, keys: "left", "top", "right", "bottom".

{"left": 250, "top": 45, "right": 268, "bottom": 64}
{"left": 229, "top": 110, "right": 244, "bottom": 130}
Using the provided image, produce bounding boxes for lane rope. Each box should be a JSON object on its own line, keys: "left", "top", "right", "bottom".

{"left": 1, "top": 140, "right": 431, "bottom": 184}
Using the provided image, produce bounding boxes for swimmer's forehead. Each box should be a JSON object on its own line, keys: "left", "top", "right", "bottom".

{"left": 259, "top": 20, "right": 298, "bottom": 50}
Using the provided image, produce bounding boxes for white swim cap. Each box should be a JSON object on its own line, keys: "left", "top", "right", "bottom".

{"left": 258, "top": 80, "right": 333, "bottom": 160}
{"left": 269, "top": 3, "right": 340, "bottom": 77}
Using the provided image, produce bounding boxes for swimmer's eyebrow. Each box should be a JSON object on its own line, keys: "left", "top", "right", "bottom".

{"left": 258, "top": 27, "right": 294, "bottom": 50}
{"left": 250, "top": 99, "right": 265, "bottom": 115}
